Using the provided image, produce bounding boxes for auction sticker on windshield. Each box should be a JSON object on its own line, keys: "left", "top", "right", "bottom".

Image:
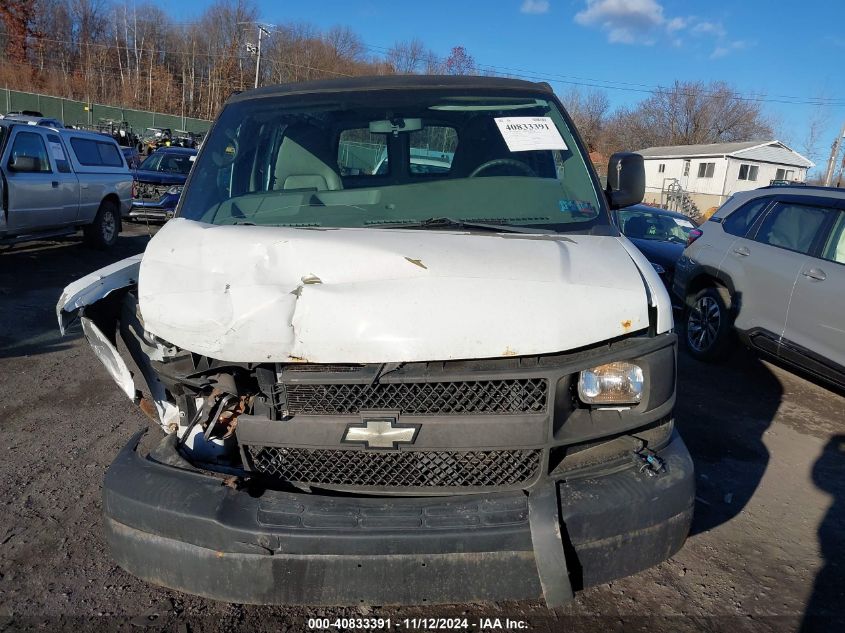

{"left": 494, "top": 116, "right": 567, "bottom": 152}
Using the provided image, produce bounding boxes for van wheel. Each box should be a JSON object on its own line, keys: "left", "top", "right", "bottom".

{"left": 684, "top": 287, "right": 734, "bottom": 361}
{"left": 84, "top": 199, "right": 120, "bottom": 250}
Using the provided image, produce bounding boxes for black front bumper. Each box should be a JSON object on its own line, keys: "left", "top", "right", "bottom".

{"left": 103, "top": 429, "right": 694, "bottom": 606}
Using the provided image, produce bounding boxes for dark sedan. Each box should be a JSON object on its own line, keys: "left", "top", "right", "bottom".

{"left": 129, "top": 147, "right": 196, "bottom": 221}
{"left": 614, "top": 204, "right": 700, "bottom": 287}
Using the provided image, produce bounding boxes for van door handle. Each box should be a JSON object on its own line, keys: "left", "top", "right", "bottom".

{"left": 802, "top": 268, "right": 826, "bottom": 281}
{"left": 732, "top": 246, "right": 750, "bottom": 256}
{"left": 51, "top": 181, "right": 59, "bottom": 188}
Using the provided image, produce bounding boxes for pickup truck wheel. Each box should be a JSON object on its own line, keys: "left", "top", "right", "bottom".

{"left": 684, "top": 287, "right": 734, "bottom": 361}
{"left": 84, "top": 200, "right": 120, "bottom": 250}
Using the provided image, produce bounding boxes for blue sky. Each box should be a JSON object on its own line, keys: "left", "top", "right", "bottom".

{"left": 161, "top": 0, "right": 845, "bottom": 173}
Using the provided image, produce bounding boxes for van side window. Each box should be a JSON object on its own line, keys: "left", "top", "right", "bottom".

{"left": 722, "top": 198, "right": 770, "bottom": 237}
{"left": 47, "top": 134, "right": 71, "bottom": 173}
{"left": 753, "top": 202, "right": 830, "bottom": 255}
{"left": 70, "top": 138, "right": 124, "bottom": 167}
{"left": 9, "top": 132, "right": 52, "bottom": 173}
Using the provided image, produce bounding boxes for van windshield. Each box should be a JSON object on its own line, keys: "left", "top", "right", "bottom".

{"left": 178, "top": 91, "right": 607, "bottom": 233}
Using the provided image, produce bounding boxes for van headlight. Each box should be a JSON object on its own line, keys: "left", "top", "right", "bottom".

{"left": 577, "top": 361, "right": 644, "bottom": 404}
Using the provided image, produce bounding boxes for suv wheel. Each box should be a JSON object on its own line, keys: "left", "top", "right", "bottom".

{"left": 685, "top": 287, "right": 733, "bottom": 361}
{"left": 84, "top": 199, "right": 120, "bottom": 250}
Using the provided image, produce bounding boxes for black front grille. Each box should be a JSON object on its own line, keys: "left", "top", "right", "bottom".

{"left": 246, "top": 446, "right": 541, "bottom": 488}
{"left": 133, "top": 182, "right": 169, "bottom": 201}
{"left": 277, "top": 378, "right": 548, "bottom": 416}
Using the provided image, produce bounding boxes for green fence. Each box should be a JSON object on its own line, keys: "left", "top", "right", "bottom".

{"left": 0, "top": 89, "right": 212, "bottom": 134}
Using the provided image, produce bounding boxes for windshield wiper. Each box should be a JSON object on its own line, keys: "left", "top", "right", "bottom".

{"left": 373, "top": 217, "right": 555, "bottom": 235}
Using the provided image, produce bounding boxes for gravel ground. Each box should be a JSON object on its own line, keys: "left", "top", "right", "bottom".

{"left": 0, "top": 224, "right": 843, "bottom": 633}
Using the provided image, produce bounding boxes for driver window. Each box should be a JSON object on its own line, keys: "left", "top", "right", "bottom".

{"left": 408, "top": 127, "right": 457, "bottom": 175}
{"left": 9, "top": 132, "right": 51, "bottom": 173}
{"left": 337, "top": 129, "right": 387, "bottom": 176}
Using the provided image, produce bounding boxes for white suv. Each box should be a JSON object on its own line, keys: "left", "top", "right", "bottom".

{"left": 673, "top": 185, "right": 845, "bottom": 387}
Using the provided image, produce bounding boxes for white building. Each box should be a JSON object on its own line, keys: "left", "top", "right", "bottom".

{"left": 637, "top": 140, "right": 815, "bottom": 212}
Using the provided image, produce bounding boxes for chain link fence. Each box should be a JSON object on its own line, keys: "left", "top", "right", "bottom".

{"left": 0, "top": 88, "right": 211, "bottom": 134}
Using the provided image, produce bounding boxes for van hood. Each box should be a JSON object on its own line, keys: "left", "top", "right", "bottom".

{"left": 137, "top": 218, "right": 652, "bottom": 363}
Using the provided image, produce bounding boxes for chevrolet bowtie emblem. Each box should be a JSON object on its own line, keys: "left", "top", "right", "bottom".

{"left": 342, "top": 413, "right": 419, "bottom": 450}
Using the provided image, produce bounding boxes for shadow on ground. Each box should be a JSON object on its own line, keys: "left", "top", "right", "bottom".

{"left": 0, "top": 231, "right": 154, "bottom": 360}
{"left": 800, "top": 434, "right": 845, "bottom": 633}
{"left": 675, "top": 347, "right": 782, "bottom": 536}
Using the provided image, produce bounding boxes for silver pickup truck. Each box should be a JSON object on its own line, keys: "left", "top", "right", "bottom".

{"left": 0, "top": 121, "right": 132, "bottom": 249}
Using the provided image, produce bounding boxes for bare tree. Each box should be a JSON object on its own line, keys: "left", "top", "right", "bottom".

{"left": 0, "top": 0, "right": 37, "bottom": 64}
{"left": 560, "top": 88, "right": 610, "bottom": 152}
{"left": 593, "top": 81, "right": 775, "bottom": 154}
{"left": 800, "top": 101, "right": 831, "bottom": 168}
{"left": 387, "top": 38, "right": 426, "bottom": 74}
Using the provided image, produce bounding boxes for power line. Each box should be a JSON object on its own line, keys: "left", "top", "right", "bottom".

{"left": 26, "top": 29, "right": 845, "bottom": 107}
{"left": 360, "top": 41, "right": 845, "bottom": 107}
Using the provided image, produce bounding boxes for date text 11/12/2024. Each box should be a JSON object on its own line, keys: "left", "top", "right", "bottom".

{"left": 307, "top": 617, "right": 530, "bottom": 630}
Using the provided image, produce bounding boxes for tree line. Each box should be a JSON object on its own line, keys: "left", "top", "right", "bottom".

{"left": 1, "top": 0, "right": 774, "bottom": 157}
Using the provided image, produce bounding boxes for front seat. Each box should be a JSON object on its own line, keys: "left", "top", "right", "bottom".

{"left": 273, "top": 124, "right": 343, "bottom": 191}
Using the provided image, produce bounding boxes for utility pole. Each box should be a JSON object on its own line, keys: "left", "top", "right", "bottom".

{"left": 823, "top": 120, "right": 845, "bottom": 187}
{"left": 242, "top": 23, "right": 272, "bottom": 90}
{"left": 255, "top": 25, "right": 270, "bottom": 89}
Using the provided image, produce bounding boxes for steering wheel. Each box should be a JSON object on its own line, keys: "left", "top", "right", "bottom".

{"left": 469, "top": 158, "right": 537, "bottom": 178}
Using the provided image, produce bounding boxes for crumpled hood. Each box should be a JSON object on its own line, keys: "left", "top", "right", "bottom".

{"left": 138, "top": 218, "right": 652, "bottom": 363}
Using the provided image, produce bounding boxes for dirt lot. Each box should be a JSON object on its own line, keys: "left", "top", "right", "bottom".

{"left": 0, "top": 223, "right": 843, "bottom": 633}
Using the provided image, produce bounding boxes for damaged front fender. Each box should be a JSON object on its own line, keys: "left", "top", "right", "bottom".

{"left": 56, "top": 255, "right": 180, "bottom": 431}
{"left": 80, "top": 316, "right": 136, "bottom": 400}
{"left": 56, "top": 255, "right": 142, "bottom": 334}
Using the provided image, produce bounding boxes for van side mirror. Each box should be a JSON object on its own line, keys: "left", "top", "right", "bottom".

{"left": 8, "top": 154, "right": 40, "bottom": 173}
{"left": 606, "top": 152, "right": 645, "bottom": 209}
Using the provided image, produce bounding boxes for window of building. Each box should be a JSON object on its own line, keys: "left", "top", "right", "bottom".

{"left": 658, "top": 163, "right": 666, "bottom": 173}
{"left": 775, "top": 168, "right": 796, "bottom": 181}
{"left": 738, "top": 164, "right": 758, "bottom": 181}
{"left": 683, "top": 160, "right": 690, "bottom": 176}
{"left": 697, "top": 162, "right": 715, "bottom": 178}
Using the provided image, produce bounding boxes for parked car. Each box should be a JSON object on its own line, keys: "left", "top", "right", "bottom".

{"left": 57, "top": 75, "right": 693, "bottom": 607}
{"left": 122, "top": 146, "right": 142, "bottom": 170}
{"left": 0, "top": 120, "right": 131, "bottom": 248}
{"left": 128, "top": 146, "right": 196, "bottom": 221}
{"left": 614, "top": 204, "right": 699, "bottom": 287}
{"left": 674, "top": 185, "right": 845, "bottom": 386}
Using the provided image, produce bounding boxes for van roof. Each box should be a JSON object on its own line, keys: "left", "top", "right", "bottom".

{"left": 227, "top": 75, "right": 554, "bottom": 104}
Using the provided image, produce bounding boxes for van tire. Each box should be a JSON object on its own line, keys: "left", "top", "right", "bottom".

{"left": 84, "top": 199, "right": 120, "bottom": 250}
{"left": 684, "top": 287, "right": 734, "bottom": 362}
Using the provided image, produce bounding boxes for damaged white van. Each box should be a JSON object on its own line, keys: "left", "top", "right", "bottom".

{"left": 57, "top": 76, "right": 693, "bottom": 607}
